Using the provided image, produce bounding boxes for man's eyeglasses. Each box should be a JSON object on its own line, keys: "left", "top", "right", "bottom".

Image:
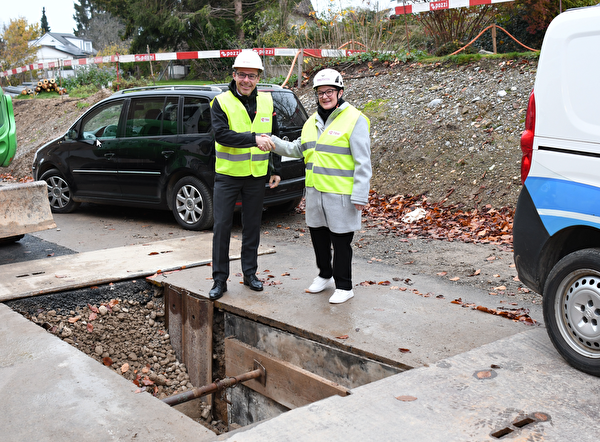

{"left": 316, "top": 89, "right": 337, "bottom": 98}
{"left": 235, "top": 72, "right": 259, "bottom": 80}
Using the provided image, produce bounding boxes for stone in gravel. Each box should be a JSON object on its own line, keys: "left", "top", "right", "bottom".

{"left": 427, "top": 98, "right": 442, "bottom": 108}
{"left": 146, "top": 301, "right": 154, "bottom": 310}
{"left": 128, "top": 352, "right": 138, "bottom": 361}
{"left": 95, "top": 345, "right": 103, "bottom": 355}
{"left": 98, "top": 305, "right": 108, "bottom": 315}
{"left": 60, "top": 326, "right": 72, "bottom": 338}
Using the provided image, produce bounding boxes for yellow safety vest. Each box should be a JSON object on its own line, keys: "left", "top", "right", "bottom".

{"left": 300, "top": 106, "right": 368, "bottom": 195}
{"left": 213, "top": 91, "right": 273, "bottom": 177}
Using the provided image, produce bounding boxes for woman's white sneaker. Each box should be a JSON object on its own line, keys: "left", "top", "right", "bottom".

{"left": 306, "top": 276, "right": 334, "bottom": 293}
{"left": 329, "top": 289, "right": 354, "bottom": 304}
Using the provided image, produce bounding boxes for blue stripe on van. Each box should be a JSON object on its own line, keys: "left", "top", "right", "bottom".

{"left": 526, "top": 176, "right": 600, "bottom": 235}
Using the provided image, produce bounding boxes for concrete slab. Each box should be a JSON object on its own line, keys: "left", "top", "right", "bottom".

{"left": 151, "top": 240, "right": 543, "bottom": 368}
{"left": 220, "top": 328, "right": 598, "bottom": 441}
{"left": 0, "top": 235, "right": 273, "bottom": 302}
{"left": 0, "top": 303, "right": 216, "bottom": 442}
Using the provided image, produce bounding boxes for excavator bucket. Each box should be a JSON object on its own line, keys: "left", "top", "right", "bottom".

{"left": 0, "top": 181, "right": 56, "bottom": 241}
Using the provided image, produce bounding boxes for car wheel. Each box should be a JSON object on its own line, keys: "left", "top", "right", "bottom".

{"left": 171, "top": 176, "right": 213, "bottom": 231}
{"left": 543, "top": 248, "right": 600, "bottom": 376}
{"left": 40, "top": 168, "right": 80, "bottom": 213}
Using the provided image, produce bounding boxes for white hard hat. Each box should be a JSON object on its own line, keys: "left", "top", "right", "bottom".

{"left": 233, "top": 50, "right": 264, "bottom": 72}
{"left": 313, "top": 68, "right": 344, "bottom": 89}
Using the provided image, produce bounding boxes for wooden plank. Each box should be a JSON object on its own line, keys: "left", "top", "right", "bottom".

{"left": 225, "top": 338, "right": 350, "bottom": 410}
{"left": 165, "top": 284, "right": 183, "bottom": 362}
{"left": 183, "top": 293, "right": 213, "bottom": 391}
{"left": 0, "top": 235, "right": 216, "bottom": 301}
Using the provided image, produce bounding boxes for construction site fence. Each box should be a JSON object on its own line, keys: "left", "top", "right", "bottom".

{"left": 0, "top": 48, "right": 365, "bottom": 79}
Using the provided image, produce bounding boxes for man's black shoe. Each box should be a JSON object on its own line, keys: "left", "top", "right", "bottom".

{"left": 243, "top": 274, "right": 263, "bottom": 291}
{"left": 209, "top": 281, "right": 227, "bottom": 300}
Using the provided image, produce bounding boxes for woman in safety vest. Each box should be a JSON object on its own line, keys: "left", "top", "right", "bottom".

{"left": 265, "top": 68, "right": 372, "bottom": 304}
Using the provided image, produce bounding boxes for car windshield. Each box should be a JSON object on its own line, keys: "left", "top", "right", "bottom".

{"left": 271, "top": 91, "right": 308, "bottom": 129}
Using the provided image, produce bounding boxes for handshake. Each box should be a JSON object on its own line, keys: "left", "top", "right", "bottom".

{"left": 256, "top": 134, "right": 275, "bottom": 152}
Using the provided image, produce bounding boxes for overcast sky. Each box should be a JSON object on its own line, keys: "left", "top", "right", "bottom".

{"left": 2, "top": 0, "right": 383, "bottom": 36}
{"left": 2, "top": 1, "right": 78, "bottom": 34}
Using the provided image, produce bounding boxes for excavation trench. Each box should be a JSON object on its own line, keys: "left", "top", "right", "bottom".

{"left": 6, "top": 278, "right": 406, "bottom": 434}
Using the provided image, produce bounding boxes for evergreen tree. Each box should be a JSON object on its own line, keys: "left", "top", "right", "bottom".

{"left": 74, "top": 0, "right": 95, "bottom": 37}
{"left": 41, "top": 7, "right": 51, "bottom": 34}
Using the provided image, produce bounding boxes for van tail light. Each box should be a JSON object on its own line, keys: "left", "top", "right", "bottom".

{"left": 520, "top": 90, "right": 536, "bottom": 184}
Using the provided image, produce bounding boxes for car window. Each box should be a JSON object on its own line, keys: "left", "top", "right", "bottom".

{"left": 182, "top": 96, "right": 212, "bottom": 134}
{"left": 163, "top": 97, "right": 179, "bottom": 135}
{"left": 126, "top": 96, "right": 179, "bottom": 136}
{"left": 271, "top": 91, "right": 308, "bottom": 128}
{"left": 81, "top": 101, "right": 124, "bottom": 140}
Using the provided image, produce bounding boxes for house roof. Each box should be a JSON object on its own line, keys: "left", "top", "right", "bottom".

{"left": 32, "top": 32, "right": 95, "bottom": 58}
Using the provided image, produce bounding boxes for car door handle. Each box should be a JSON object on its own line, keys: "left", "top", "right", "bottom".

{"left": 162, "top": 150, "right": 174, "bottom": 158}
{"left": 104, "top": 152, "right": 115, "bottom": 159}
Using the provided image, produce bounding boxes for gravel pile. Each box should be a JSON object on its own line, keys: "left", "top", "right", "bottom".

{"left": 6, "top": 280, "right": 217, "bottom": 429}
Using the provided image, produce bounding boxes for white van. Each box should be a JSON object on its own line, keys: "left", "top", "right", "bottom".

{"left": 513, "top": 5, "right": 600, "bottom": 376}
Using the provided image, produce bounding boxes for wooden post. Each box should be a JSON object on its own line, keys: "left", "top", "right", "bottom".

{"left": 492, "top": 24, "right": 497, "bottom": 54}
{"left": 403, "top": 0, "right": 410, "bottom": 53}
{"left": 147, "top": 45, "right": 155, "bottom": 85}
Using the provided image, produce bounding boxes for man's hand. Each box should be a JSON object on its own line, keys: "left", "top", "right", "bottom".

{"left": 256, "top": 134, "right": 274, "bottom": 151}
{"left": 269, "top": 175, "right": 281, "bottom": 189}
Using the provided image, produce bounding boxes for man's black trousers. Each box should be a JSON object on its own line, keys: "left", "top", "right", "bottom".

{"left": 212, "top": 174, "right": 265, "bottom": 283}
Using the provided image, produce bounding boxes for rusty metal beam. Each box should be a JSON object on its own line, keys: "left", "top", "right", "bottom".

{"left": 162, "top": 362, "right": 266, "bottom": 407}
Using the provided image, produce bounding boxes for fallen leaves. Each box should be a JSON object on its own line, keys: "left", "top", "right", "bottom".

{"left": 395, "top": 395, "right": 417, "bottom": 402}
{"left": 475, "top": 370, "right": 493, "bottom": 379}
{"left": 365, "top": 192, "right": 513, "bottom": 246}
{"left": 451, "top": 299, "right": 538, "bottom": 325}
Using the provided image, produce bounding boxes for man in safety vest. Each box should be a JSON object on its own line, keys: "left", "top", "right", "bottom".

{"left": 209, "top": 50, "right": 280, "bottom": 301}
{"left": 265, "top": 68, "right": 372, "bottom": 304}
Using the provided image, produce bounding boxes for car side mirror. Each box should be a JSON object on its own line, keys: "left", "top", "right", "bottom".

{"left": 67, "top": 129, "right": 78, "bottom": 140}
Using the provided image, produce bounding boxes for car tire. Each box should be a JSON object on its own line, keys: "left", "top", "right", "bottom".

{"left": 171, "top": 176, "right": 213, "bottom": 231}
{"left": 40, "top": 168, "right": 80, "bottom": 213}
{"left": 543, "top": 248, "right": 600, "bottom": 376}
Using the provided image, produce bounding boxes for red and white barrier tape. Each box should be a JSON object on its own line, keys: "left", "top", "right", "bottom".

{"left": 390, "top": 0, "right": 513, "bottom": 16}
{"left": 0, "top": 47, "right": 364, "bottom": 79}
